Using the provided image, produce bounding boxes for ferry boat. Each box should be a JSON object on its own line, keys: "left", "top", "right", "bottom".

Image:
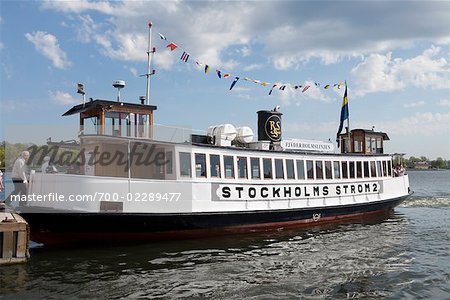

{"left": 14, "top": 23, "right": 410, "bottom": 246}
{"left": 16, "top": 88, "right": 411, "bottom": 246}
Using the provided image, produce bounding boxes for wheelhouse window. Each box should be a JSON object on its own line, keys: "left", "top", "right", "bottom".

{"left": 349, "top": 161, "right": 355, "bottom": 178}
{"left": 210, "top": 154, "right": 221, "bottom": 178}
{"left": 237, "top": 157, "right": 248, "bottom": 179}
{"left": 286, "top": 159, "right": 295, "bottom": 179}
{"left": 315, "top": 161, "right": 324, "bottom": 180}
{"left": 342, "top": 161, "right": 348, "bottom": 179}
{"left": 356, "top": 161, "right": 362, "bottom": 178}
{"left": 354, "top": 139, "right": 363, "bottom": 153}
{"left": 275, "top": 159, "right": 284, "bottom": 179}
{"left": 363, "top": 161, "right": 370, "bottom": 178}
{"left": 325, "top": 161, "right": 332, "bottom": 179}
{"left": 179, "top": 152, "right": 191, "bottom": 177}
{"left": 333, "top": 161, "right": 341, "bottom": 179}
{"left": 224, "top": 156, "right": 234, "bottom": 178}
{"left": 195, "top": 153, "right": 207, "bottom": 177}
{"left": 306, "top": 160, "right": 314, "bottom": 180}
{"left": 263, "top": 158, "right": 273, "bottom": 179}
{"left": 296, "top": 160, "right": 305, "bottom": 180}
{"left": 251, "top": 158, "right": 260, "bottom": 179}
{"left": 383, "top": 161, "right": 388, "bottom": 176}
{"left": 388, "top": 160, "right": 392, "bottom": 176}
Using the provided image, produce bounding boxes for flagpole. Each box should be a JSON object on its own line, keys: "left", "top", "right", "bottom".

{"left": 145, "top": 21, "right": 153, "bottom": 106}
{"left": 346, "top": 81, "right": 351, "bottom": 152}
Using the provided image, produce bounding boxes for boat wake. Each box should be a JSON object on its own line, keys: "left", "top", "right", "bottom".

{"left": 400, "top": 196, "right": 450, "bottom": 208}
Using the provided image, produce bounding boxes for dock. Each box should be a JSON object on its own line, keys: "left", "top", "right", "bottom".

{"left": 0, "top": 208, "right": 30, "bottom": 265}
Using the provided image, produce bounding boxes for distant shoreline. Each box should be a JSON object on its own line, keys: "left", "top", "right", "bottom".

{"left": 406, "top": 168, "right": 449, "bottom": 171}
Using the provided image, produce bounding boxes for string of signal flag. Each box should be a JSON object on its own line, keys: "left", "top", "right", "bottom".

{"left": 157, "top": 31, "right": 346, "bottom": 96}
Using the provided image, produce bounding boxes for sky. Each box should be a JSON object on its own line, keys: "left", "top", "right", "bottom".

{"left": 0, "top": 1, "right": 449, "bottom": 159}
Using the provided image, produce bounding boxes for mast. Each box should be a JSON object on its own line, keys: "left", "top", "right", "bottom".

{"left": 346, "top": 81, "right": 351, "bottom": 152}
{"left": 145, "top": 21, "right": 153, "bottom": 105}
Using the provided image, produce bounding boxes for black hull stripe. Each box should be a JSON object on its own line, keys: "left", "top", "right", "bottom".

{"left": 19, "top": 196, "right": 409, "bottom": 246}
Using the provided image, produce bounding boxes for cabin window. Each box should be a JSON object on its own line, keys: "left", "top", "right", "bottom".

{"left": 275, "top": 159, "right": 284, "bottom": 179}
{"left": 354, "top": 139, "right": 363, "bottom": 153}
{"left": 325, "top": 161, "right": 332, "bottom": 179}
{"left": 376, "top": 138, "right": 382, "bottom": 151}
{"left": 349, "top": 161, "right": 355, "bottom": 178}
{"left": 306, "top": 160, "right": 314, "bottom": 179}
{"left": 286, "top": 159, "right": 295, "bottom": 179}
{"left": 383, "top": 161, "right": 388, "bottom": 176}
{"left": 333, "top": 161, "right": 341, "bottom": 179}
{"left": 166, "top": 151, "right": 173, "bottom": 174}
{"left": 237, "top": 157, "right": 248, "bottom": 179}
{"left": 370, "top": 161, "right": 376, "bottom": 177}
{"left": 179, "top": 152, "right": 192, "bottom": 177}
{"left": 263, "top": 158, "right": 273, "bottom": 179}
{"left": 388, "top": 160, "right": 392, "bottom": 176}
{"left": 210, "top": 154, "right": 221, "bottom": 178}
{"left": 356, "top": 161, "right": 362, "bottom": 178}
{"left": 251, "top": 158, "right": 260, "bottom": 179}
{"left": 296, "top": 160, "right": 305, "bottom": 180}
{"left": 363, "top": 161, "right": 369, "bottom": 178}
{"left": 315, "top": 161, "right": 323, "bottom": 180}
{"left": 224, "top": 156, "right": 235, "bottom": 178}
{"left": 342, "top": 161, "right": 348, "bottom": 179}
{"left": 377, "top": 161, "right": 382, "bottom": 177}
{"left": 195, "top": 153, "right": 207, "bottom": 177}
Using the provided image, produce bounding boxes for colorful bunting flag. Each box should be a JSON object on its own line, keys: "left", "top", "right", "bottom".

{"left": 302, "top": 85, "right": 310, "bottom": 93}
{"left": 230, "top": 77, "right": 239, "bottom": 90}
{"left": 216, "top": 70, "right": 222, "bottom": 78}
{"left": 269, "top": 84, "right": 277, "bottom": 95}
{"left": 279, "top": 85, "right": 286, "bottom": 91}
{"left": 324, "top": 84, "right": 331, "bottom": 89}
{"left": 205, "top": 65, "right": 210, "bottom": 74}
{"left": 223, "top": 73, "right": 230, "bottom": 78}
{"left": 180, "top": 51, "right": 189, "bottom": 62}
{"left": 166, "top": 43, "right": 177, "bottom": 51}
{"left": 158, "top": 33, "right": 167, "bottom": 40}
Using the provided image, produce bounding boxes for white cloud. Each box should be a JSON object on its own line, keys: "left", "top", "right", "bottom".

{"left": 128, "top": 66, "right": 138, "bottom": 77}
{"left": 437, "top": 99, "right": 450, "bottom": 107}
{"left": 237, "top": 46, "right": 251, "bottom": 57}
{"left": 351, "top": 46, "right": 450, "bottom": 96}
{"left": 25, "top": 31, "right": 72, "bottom": 69}
{"left": 243, "top": 63, "right": 263, "bottom": 71}
{"left": 403, "top": 101, "right": 425, "bottom": 108}
{"left": 41, "top": 1, "right": 450, "bottom": 72}
{"left": 0, "top": 42, "right": 4, "bottom": 50}
{"left": 373, "top": 112, "right": 450, "bottom": 136}
{"left": 49, "top": 90, "right": 79, "bottom": 105}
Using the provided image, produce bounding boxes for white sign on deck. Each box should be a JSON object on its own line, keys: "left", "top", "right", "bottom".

{"left": 281, "top": 139, "right": 335, "bottom": 152}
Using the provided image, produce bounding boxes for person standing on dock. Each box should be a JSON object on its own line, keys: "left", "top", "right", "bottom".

{"left": 0, "top": 167, "right": 4, "bottom": 193}
{"left": 5, "top": 151, "right": 30, "bottom": 206}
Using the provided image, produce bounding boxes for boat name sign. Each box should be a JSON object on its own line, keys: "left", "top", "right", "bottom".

{"left": 281, "top": 139, "right": 335, "bottom": 152}
{"left": 213, "top": 181, "right": 382, "bottom": 201}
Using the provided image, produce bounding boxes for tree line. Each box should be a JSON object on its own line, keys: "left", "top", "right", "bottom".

{"left": 403, "top": 156, "right": 449, "bottom": 169}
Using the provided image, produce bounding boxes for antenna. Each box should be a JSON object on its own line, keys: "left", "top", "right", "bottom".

{"left": 113, "top": 80, "right": 126, "bottom": 102}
